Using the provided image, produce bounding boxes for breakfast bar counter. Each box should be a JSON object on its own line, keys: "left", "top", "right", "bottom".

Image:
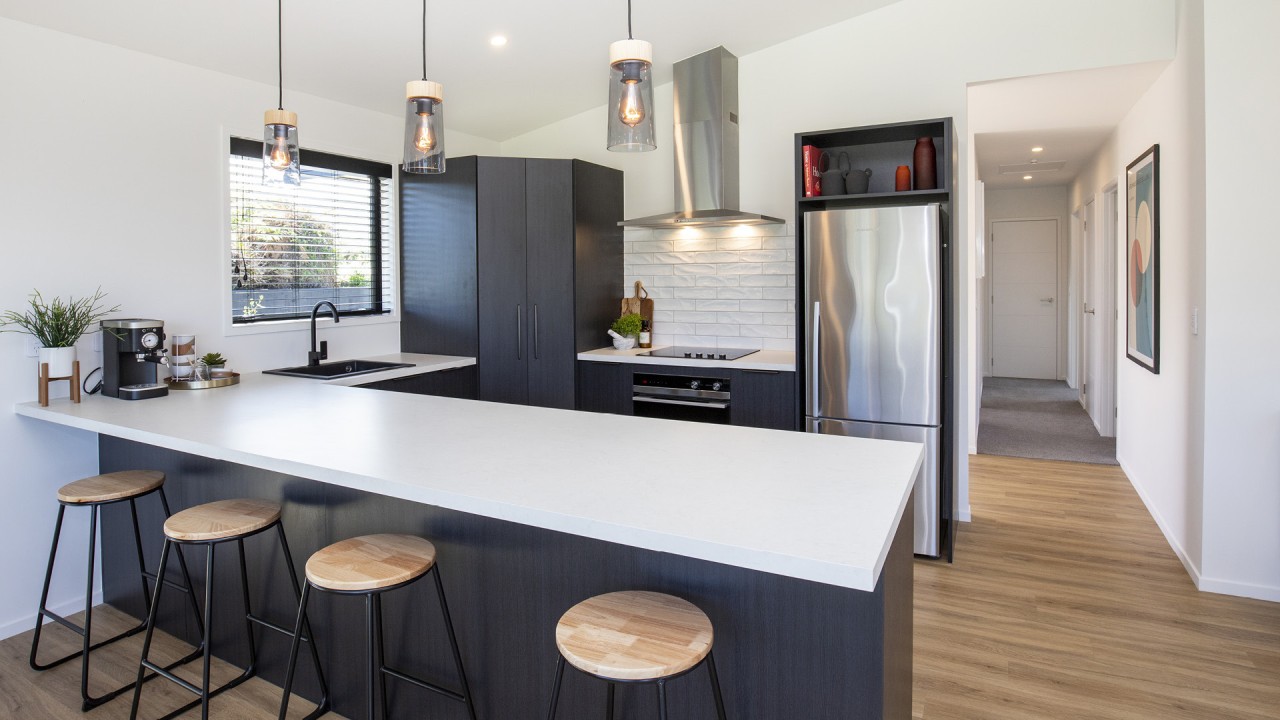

{"left": 15, "top": 353, "right": 920, "bottom": 719}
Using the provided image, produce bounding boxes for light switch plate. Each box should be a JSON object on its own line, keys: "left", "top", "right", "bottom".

{"left": 92, "top": 332, "right": 102, "bottom": 352}
{"left": 1192, "top": 307, "right": 1199, "bottom": 336}
{"left": 24, "top": 335, "right": 40, "bottom": 358}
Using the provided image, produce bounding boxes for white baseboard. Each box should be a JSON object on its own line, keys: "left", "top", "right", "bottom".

{"left": 0, "top": 590, "right": 103, "bottom": 642}
{"left": 1198, "top": 576, "right": 1280, "bottom": 603}
{"left": 1117, "top": 455, "right": 1203, "bottom": 587}
{"left": 957, "top": 505, "right": 972, "bottom": 522}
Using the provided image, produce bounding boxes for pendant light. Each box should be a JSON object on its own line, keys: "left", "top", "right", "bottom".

{"left": 607, "top": 0, "right": 655, "bottom": 152}
{"left": 263, "top": 0, "right": 300, "bottom": 185}
{"left": 402, "top": 0, "right": 446, "bottom": 174}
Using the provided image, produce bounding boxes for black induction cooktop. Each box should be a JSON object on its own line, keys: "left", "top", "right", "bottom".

{"left": 638, "top": 346, "right": 759, "bottom": 361}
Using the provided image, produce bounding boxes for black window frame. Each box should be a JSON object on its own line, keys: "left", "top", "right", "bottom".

{"left": 229, "top": 137, "right": 394, "bottom": 324}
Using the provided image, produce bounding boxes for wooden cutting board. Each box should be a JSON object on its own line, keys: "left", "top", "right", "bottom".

{"left": 620, "top": 280, "right": 654, "bottom": 325}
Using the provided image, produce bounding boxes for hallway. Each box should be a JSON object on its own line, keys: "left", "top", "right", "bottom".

{"left": 977, "top": 377, "right": 1116, "bottom": 465}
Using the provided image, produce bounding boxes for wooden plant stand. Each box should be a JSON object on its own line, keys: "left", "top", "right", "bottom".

{"left": 39, "top": 360, "right": 80, "bottom": 407}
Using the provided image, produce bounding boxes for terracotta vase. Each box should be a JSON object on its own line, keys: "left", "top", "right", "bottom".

{"left": 913, "top": 137, "right": 937, "bottom": 190}
{"left": 895, "top": 165, "right": 911, "bottom": 192}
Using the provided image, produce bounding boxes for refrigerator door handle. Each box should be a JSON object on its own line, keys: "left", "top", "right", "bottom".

{"left": 810, "top": 300, "right": 821, "bottom": 417}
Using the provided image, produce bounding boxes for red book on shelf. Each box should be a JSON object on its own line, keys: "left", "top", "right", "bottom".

{"left": 802, "top": 144, "right": 821, "bottom": 197}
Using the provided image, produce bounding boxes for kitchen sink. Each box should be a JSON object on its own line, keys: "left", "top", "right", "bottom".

{"left": 264, "top": 360, "right": 414, "bottom": 380}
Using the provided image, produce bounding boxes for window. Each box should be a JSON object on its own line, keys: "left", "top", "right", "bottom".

{"left": 229, "top": 137, "right": 393, "bottom": 324}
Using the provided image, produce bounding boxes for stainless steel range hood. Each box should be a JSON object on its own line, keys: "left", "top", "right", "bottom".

{"left": 620, "top": 47, "right": 783, "bottom": 228}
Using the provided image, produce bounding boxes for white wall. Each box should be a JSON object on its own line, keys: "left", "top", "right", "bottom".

{"left": 502, "top": 0, "right": 1176, "bottom": 527}
{"left": 984, "top": 186, "right": 1072, "bottom": 380}
{"left": 0, "top": 17, "right": 497, "bottom": 639}
{"left": 1198, "top": 0, "right": 1280, "bottom": 601}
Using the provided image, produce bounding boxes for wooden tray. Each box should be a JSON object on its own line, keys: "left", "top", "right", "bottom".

{"left": 166, "top": 372, "right": 240, "bottom": 390}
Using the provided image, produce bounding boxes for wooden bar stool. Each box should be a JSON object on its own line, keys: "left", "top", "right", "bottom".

{"left": 30, "top": 470, "right": 204, "bottom": 711}
{"left": 128, "top": 499, "right": 329, "bottom": 720}
{"left": 546, "top": 591, "right": 728, "bottom": 720}
{"left": 279, "top": 534, "right": 477, "bottom": 720}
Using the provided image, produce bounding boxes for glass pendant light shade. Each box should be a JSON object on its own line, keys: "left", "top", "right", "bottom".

{"left": 402, "top": 80, "right": 446, "bottom": 174}
{"left": 263, "top": 108, "right": 301, "bottom": 185}
{"left": 608, "top": 39, "right": 655, "bottom": 152}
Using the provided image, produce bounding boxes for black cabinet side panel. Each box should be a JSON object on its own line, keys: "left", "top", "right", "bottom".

{"left": 357, "top": 365, "right": 478, "bottom": 400}
{"left": 572, "top": 160, "right": 624, "bottom": 354}
{"left": 476, "top": 157, "right": 529, "bottom": 405}
{"left": 731, "top": 369, "right": 799, "bottom": 431}
{"left": 400, "top": 156, "right": 478, "bottom": 356}
{"left": 575, "top": 361, "right": 633, "bottom": 415}
{"left": 525, "top": 159, "right": 577, "bottom": 409}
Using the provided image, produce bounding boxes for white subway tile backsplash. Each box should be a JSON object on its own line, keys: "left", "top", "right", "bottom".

{"left": 762, "top": 312, "right": 794, "bottom": 326}
{"left": 631, "top": 240, "right": 674, "bottom": 252}
{"left": 740, "top": 324, "right": 789, "bottom": 338}
{"left": 673, "top": 335, "right": 717, "bottom": 348}
{"left": 715, "top": 287, "right": 763, "bottom": 300}
{"left": 673, "top": 264, "right": 719, "bottom": 276}
{"left": 672, "top": 237, "right": 718, "bottom": 251}
{"left": 717, "top": 237, "right": 762, "bottom": 251}
{"left": 652, "top": 310, "right": 673, "bottom": 322}
{"left": 648, "top": 275, "right": 696, "bottom": 287}
{"left": 695, "top": 275, "right": 739, "bottom": 287}
{"left": 673, "top": 288, "right": 718, "bottom": 299}
{"left": 716, "top": 263, "right": 763, "bottom": 275}
{"left": 624, "top": 253, "right": 656, "bottom": 266}
{"left": 739, "top": 275, "right": 788, "bottom": 287}
{"left": 718, "top": 312, "right": 763, "bottom": 324}
{"left": 662, "top": 323, "right": 696, "bottom": 335}
{"left": 761, "top": 338, "right": 794, "bottom": 350}
{"left": 763, "top": 262, "right": 795, "bottom": 275}
{"left": 652, "top": 252, "right": 698, "bottom": 264}
{"left": 695, "top": 299, "right": 740, "bottom": 312}
{"left": 662, "top": 299, "right": 698, "bottom": 311}
{"left": 762, "top": 237, "right": 794, "bottom": 249}
{"left": 762, "top": 288, "right": 793, "bottom": 300}
{"left": 738, "top": 249, "right": 788, "bottom": 263}
{"left": 740, "top": 299, "right": 788, "bottom": 312}
{"left": 628, "top": 264, "right": 674, "bottom": 275}
{"left": 719, "top": 336, "right": 762, "bottom": 349}
{"left": 695, "top": 324, "right": 740, "bottom": 336}
{"left": 673, "top": 311, "right": 718, "bottom": 323}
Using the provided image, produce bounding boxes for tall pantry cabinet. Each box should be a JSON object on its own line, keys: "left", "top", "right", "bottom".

{"left": 400, "top": 156, "right": 622, "bottom": 409}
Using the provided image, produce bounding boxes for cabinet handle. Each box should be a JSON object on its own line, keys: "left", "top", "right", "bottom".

{"left": 742, "top": 369, "right": 781, "bottom": 374}
{"left": 516, "top": 304, "right": 523, "bottom": 360}
{"left": 533, "top": 304, "right": 540, "bottom": 360}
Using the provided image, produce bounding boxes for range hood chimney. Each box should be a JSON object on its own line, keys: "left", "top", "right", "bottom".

{"left": 620, "top": 46, "right": 783, "bottom": 228}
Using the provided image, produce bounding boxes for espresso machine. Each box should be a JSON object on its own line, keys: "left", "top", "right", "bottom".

{"left": 101, "top": 319, "right": 170, "bottom": 400}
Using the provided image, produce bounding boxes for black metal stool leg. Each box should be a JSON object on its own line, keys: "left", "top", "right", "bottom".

{"left": 276, "top": 523, "right": 330, "bottom": 718}
{"left": 278, "top": 581, "right": 313, "bottom": 720}
{"left": 237, "top": 538, "right": 259, "bottom": 675}
{"left": 200, "top": 542, "right": 216, "bottom": 720}
{"left": 159, "top": 489, "right": 206, "bottom": 640}
{"left": 706, "top": 651, "right": 728, "bottom": 720}
{"left": 130, "top": 539, "right": 172, "bottom": 720}
{"left": 657, "top": 679, "right": 669, "bottom": 720}
{"left": 432, "top": 566, "right": 478, "bottom": 720}
{"left": 606, "top": 682, "right": 615, "bottom": 720}
{"left": 546, "top": 655, "right": 566, "bottom": 720}
{"left": 129, "top": 499, "right": 154, "bottom": 613}
{"left": 29, "top": 504, "right": 66, "bottom": 671}
{"left": 366, "top": 594, "right": 377, "bottom": 720}
{"left": 375, "top": 593, "right": 389, "bottom": 720}
{"left": 78, "top": 505, "right": 99, "bottom": 710}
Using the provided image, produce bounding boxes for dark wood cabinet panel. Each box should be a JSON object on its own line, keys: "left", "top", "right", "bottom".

{"left": 525, "top": 160, "right": 576, "bottom": 410}
{"left": 576, "top": 362, "right": 632, "bottom": 416}
{"left": 358, "top": 365, "right": 478, "bottom": 400}
{"left": 476, "top": 157, "right": 529, "bottom": 406}
{"left": 571, "top": 160, "right": 624, "bottom": 354}
{"left": 731, "top": 369, "right": 798, "bottom": 431}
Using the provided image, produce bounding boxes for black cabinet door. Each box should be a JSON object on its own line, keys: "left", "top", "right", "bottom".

{"left": 525, "top": 160, "right": 576, "bottom": 410}
{"left": 476, "top": 157, "right": 529, "bottom": 405}
{"left": 576, "top": 362, "right": 632, "bottom": 415}
{"left": 357, "top": 365, "right": 478, "bottom": 399}
{"left": 731, "top": 369, "right": 798, "bottom": 430}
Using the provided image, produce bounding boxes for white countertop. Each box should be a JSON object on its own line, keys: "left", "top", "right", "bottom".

{"left": 15, "top": 353, "right": 918, "bottom": 591}
{"left": 578, "top": 346, "right": 796, "bottom": 372}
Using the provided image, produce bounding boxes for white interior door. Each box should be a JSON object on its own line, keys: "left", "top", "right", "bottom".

{"left": 990, "top": 219, "right": 1058, "bottom": 379}
{"left": 1082, "top": 200, "right": 1096, "bottom": 409}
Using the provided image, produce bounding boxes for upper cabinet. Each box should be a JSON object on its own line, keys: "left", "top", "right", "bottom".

{"left": 400, "top": 156, "right": 623, "bottom": 409}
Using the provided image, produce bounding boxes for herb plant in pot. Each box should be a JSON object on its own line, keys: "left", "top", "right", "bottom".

{"left": 0, "top": 289, "right": 119, "bottom": 378}
{"left": 201, "top": 352, "right": 228, "bottom": 375}
{"left": 609, "top": 312, "right": 643, "bottom": 350}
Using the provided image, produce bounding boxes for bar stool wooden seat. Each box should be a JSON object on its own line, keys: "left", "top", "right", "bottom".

{"left": 129, "top": 498, "right": 329, "bottom": 720}
{"left": 31, "top": 470, "right": 203, "bottom": 712}
{"left": 279, "top": 534, "right": 476, "bottom": 720}
{"left": 546, "top": 591, "right": 728, "bottom": 720}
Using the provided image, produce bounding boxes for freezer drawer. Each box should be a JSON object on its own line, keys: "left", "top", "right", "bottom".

{"left": 809, "top": 417, "right": 940, "bottom": 557}
{"left": 804, "top": 205, "right": 940, "bottom": 426}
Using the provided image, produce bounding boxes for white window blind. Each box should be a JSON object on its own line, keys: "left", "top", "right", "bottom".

{"left": 229, "top": 138, "right": 393, "bottom": 323}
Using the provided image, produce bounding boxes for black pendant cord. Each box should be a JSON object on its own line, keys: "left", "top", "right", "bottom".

{"left": 627, "top": 0, "right": 633, "bottom": 39}
{"left": 421, "top": 0, "right": 427, "bottom": 81}
{"left": 277, "top": 0, "right": 283, "bottom": 110}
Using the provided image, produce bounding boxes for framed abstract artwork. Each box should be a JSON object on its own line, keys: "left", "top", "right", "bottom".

{"left": 1126, "top": 144, "right": 1160, "bottom": 373}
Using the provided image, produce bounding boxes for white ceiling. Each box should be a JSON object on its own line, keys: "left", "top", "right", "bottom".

{"left": 970, "top": 61, "right": 1168, "bottom": 189}
{"left": 0, "top": 0, "right": 900, "bottom": 141}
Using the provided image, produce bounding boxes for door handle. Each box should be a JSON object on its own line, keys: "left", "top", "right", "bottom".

{"left": 516, "top": 304, "right": 523, "bottom": 360}
{"left": 1083, "top": 304, "right": 1095, "bottom": 315}
{"left": 1041, "top": 297, "right": 1055, "bottom": 304}
{"left": 809, "top": 301, "right": 821, "bottom": 417}
{"left": 533, "top": 304, "right": 540, "bottom": 360}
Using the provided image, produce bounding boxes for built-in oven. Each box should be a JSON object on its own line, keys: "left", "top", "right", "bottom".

{"left": 632, "top": 372, "right": 731, "bottom": 424}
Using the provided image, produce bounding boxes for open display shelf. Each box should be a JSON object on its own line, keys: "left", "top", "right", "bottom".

{"left": 795, "top": 118, "right": 953, "bottom": 202}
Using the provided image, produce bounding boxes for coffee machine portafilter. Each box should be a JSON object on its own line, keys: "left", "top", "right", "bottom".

{"left": 101, "top": 319, "right": 169, "bottom": 400}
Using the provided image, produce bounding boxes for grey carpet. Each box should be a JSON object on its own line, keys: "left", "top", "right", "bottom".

{"left": 977, "top": 377, "right": 1117, "bottom": 465}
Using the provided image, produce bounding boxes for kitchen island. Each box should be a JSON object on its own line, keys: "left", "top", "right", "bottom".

{"left": 15, "top": 353, "right": 920, "bottom": 719}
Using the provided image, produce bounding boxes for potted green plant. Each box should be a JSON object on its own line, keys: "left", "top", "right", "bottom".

{"left": 200, "top": 352, "right": 228, "bottom": 374}
{"left": 609, "top": 312, "right": 643, "bottom": 350}
{"left": 0, "top": 288, "right": 119, "bottom": 378}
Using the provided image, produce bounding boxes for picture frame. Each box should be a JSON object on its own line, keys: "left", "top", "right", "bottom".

{"left": 1125, "top": 144, "right": 1160, "bottom": 373}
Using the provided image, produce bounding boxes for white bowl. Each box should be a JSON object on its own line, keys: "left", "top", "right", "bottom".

{"left": 612, "top": 336, "right": 636, "bottom": 351}
{"left": 170, "top": 364, "right": 193, "bottom": 379}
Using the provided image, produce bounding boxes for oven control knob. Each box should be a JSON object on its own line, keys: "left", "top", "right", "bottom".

{"left": 717, "top": 353, "right": 728, "bottom": 360}
{"left": 711, "top": 382, "right": 723, "bottom": 391}
{"left": 684, "top": 351, "right": 693, "bottom": 358}
{"left": 689, "top": 380, "right": 701, "bottom": 390}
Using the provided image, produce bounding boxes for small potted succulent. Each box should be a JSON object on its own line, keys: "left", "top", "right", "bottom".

{"left": 200, "top": 352, "right": 229, "bottom": 375}
{"left": 0, "top": 288, "right": 119, "bottom": 378}
{"left": 608, "top": 312, "right": 643, "bottom": 350}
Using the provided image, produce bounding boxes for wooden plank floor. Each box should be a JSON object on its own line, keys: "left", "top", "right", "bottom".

{"left": 2, "top": 454, "right": 1276, "bottom": 718}
{"left": 0, "top": 604, "right": 339, "bottom": 719}
{"left": 915, "top": 454, "right": 1280, "bottom": 719}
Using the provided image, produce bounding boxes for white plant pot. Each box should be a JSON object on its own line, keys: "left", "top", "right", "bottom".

{"left": 38, "top": 346, "right": 76, "bottom": 378}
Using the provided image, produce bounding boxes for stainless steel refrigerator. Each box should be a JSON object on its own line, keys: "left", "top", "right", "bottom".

{"left": 804, "top": 204, "right": 953, "bottom": 559}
